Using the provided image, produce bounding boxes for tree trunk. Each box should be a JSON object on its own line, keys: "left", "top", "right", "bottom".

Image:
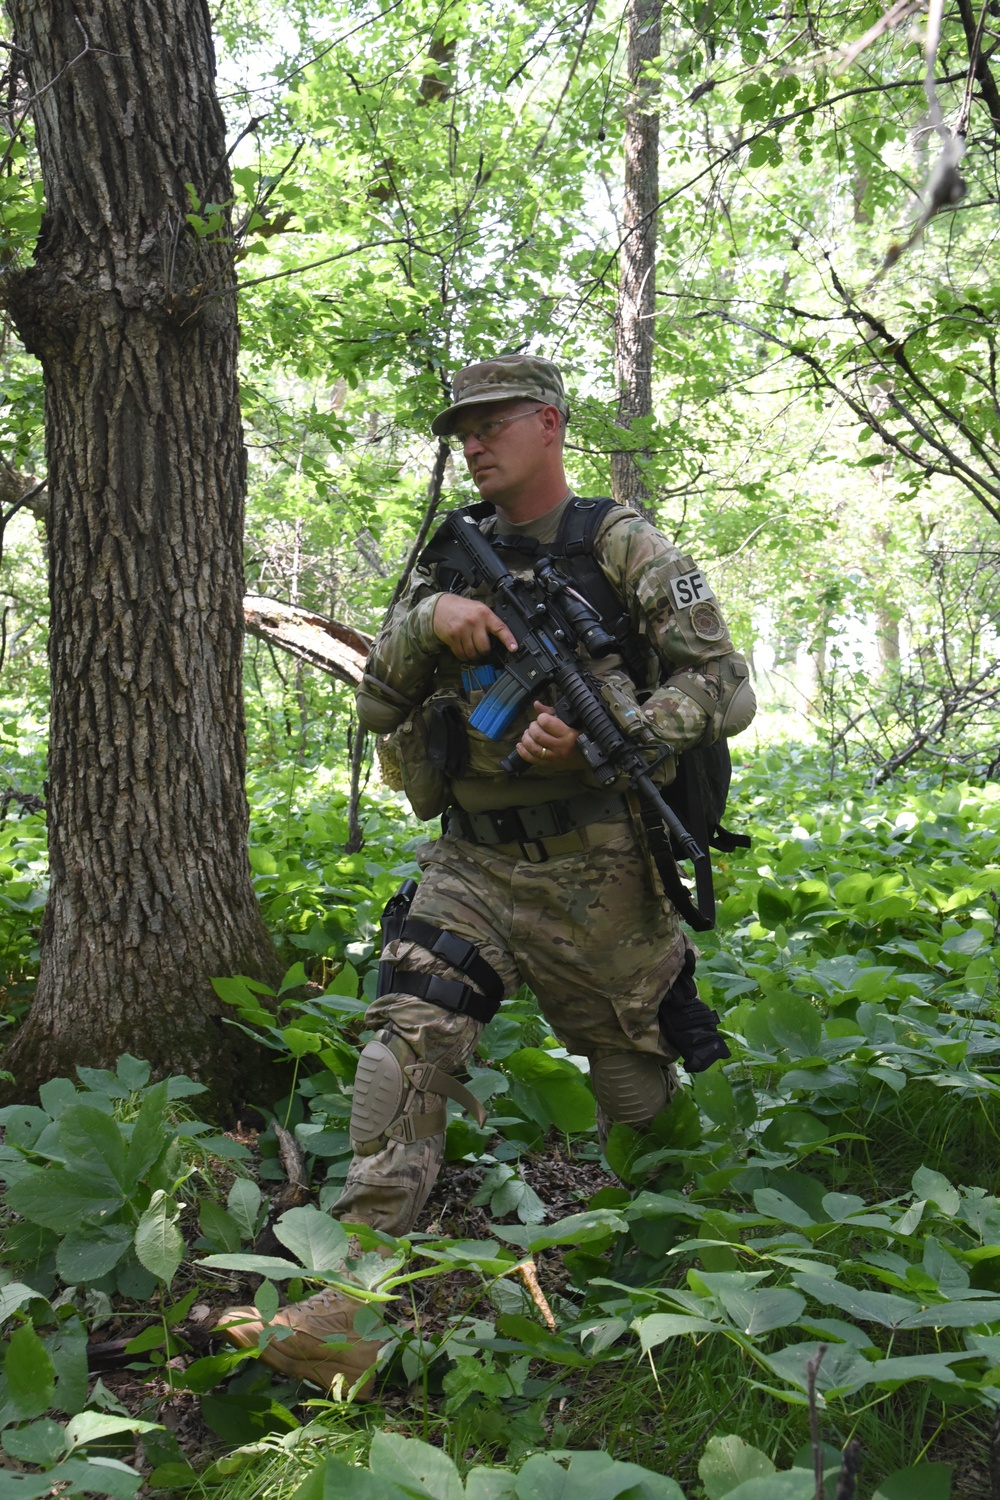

{"left": 1, "top": 0, "right": 282, "bottom": 1114}
{"left": 612, "top": 0, "right": 661, "bottom": 520}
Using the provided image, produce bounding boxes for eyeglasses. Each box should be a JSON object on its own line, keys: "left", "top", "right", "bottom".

{"left": 447, "top": 407, "right": 545, "bottom": 453}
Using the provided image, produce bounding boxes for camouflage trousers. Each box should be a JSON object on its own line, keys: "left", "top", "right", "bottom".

{"left": 333, "top": 819, "right": 688, "bottom": 1237}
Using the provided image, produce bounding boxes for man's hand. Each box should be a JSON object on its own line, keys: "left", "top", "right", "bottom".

{"left": 515, "top": 702, "right": 585, "bottom": 771}
{"left": 432, "top": 594, "right": 518, "bottom": 661}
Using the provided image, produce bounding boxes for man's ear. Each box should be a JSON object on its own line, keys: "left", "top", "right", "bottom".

{"left": 538, "top": 404, "right": 563, "bottom": 445}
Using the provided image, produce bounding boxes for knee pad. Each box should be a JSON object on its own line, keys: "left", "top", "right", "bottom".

{"left": 350, "top": 1037, "right": 411, "bottom": 1149}
{"left": 590, "top": 1052, "right": 672, "bottom": 1127}
{"left": 350, "top": 1033, "right": 488, "bottom": 1153}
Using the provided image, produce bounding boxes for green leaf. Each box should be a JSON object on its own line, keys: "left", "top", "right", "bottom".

{"left": 699, "top": 1435, "right": 775, "bottom": 1499}
{"left": 198, "top": 1252, "right": 306, "bottom": 1280}
{"left": 745, "top": 993, "right": 822, "bottom": 1058}
{"left": 115, "top": 1055, "right": 151, "bottom": 1092}
{"left": 912, "top": 1166, "right": 960, "bottom": 1217}
{"left": 289, "top": 1456, "right": 406, "bottom": 1499}
{"left": 0, "top": 1283, "right": 43, "bottom": 1322}
{"left": 124, "top": 1080, "right": 170, "bottom": 1190}
{"left": 524, "top": 1210, "right": 626, "bottom": 1254}
{"left": 715, "top": 1286, "right": 806, "bottom": 1336}
{"left": 63, "top": 1411, "right": 161, "bottom": 1452}
{"left": 723, "top": 1475, "right": 814, "bottom": 1499}
{"left": 5, "top": 1170, "right": 125, "bottom": 1231}
{"left": 56, "top": 1224, "right": 133, "bottom": 1284}
{"left": 255, "top": 1280, "right": 280, "bottom": 1323}
{"left": 227, "top": 1176, "right": 262, "bottom": 1238}
{"left": 793, "top": 1272, "right": 917, "bottom": 1328}
{"left": 273, "top": 1206, "right": 348, "bottom": 1272}
{"left": 757, "top": 884, "right": 793, "bottom": 929}
{"left": 57, "top": 1103, "right": 128, "bottom": 1187}
{"left": 199, "top": 1198, "right": 243, "bottom": 1252}
{"left": 872, "top": 1464, "right": 951, "bottom": 1499}
{"left": 368, "top": 1430, "right": 464, "bottom": 1500}
{"left": 504, "top": 1048, "right": 596, "bottom": 1133}
{"left": 134, "top": 1191, "right": 184, "bottom": 1286}
{"left": 5, "top": 1321, "right": 56, "bottom": 1419}
{"left": 493, "top": 1313, "right": 592, "bottom": 1366}
{"left": 636, "top": 1313, "right": 722, "bottom": 1349}
{"left": 1, "top": 1417, "right": 67, "bottom": 1467}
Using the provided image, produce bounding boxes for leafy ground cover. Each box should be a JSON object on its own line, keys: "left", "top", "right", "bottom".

{"left": 1, "top": 746, "right": 999, "bottom": 1498}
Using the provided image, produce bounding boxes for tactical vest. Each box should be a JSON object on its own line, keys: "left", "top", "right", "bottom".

{"left": 460, "top": 494, "right": 752, "bottom": 861}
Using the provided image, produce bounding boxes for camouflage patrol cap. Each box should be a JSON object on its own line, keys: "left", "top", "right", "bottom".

{"left": 431, "top": 354, "right": 569, "bottom": 437}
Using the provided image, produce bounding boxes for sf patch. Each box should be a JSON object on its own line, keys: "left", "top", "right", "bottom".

{"left": 669, "top": 568, "right": 716, "bottom": 611}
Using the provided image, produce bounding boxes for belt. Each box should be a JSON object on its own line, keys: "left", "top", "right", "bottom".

{"left": 445, "top": 791, "right": 630, "bottom": 862}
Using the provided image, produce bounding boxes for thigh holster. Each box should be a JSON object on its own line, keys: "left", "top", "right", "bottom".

{"left": 377, "top": 882, "right": 504, "bottom": 1025}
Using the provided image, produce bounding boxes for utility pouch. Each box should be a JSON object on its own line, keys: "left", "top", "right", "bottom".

{"left": 387, "top": 696, "right": 468, "bottom": 821}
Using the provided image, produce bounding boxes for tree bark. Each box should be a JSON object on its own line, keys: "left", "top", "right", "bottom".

{"left": 1, "top": 0, "right": 282, "bottom": 1114}
{"left": 612, "top": 0, "right": 661, "bottom": 521}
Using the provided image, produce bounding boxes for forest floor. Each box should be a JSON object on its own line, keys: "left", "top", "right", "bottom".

{"left": 88, "top": 1130, "right": 616, "bottom": 1493}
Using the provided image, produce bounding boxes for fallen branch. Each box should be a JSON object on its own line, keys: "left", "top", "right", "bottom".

{"left": 243, "top": 594, "right": 370, "bottom": 687}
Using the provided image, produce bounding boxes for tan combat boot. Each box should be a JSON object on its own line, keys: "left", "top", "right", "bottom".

{"left": 215, "top": 1287, "right": 383, "bottom": 1397}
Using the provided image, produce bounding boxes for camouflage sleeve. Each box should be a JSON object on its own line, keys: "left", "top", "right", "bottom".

{"left": 354, "top": 568, "right": 444, "bottom": 734}
{"left": 595, "top": 510, "right": 738, "bottom": 755}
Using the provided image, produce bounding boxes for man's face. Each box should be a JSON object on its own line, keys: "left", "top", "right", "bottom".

{"left": 450, "top": 400, "right": 550, "bottom": 502}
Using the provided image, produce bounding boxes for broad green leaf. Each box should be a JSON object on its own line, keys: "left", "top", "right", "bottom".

{"left": 745, "top": 993, "right": 822, "bottom": 1058}
{"left": 466, "top": 1469, "right": 519, "bottom": 1499}
{"left": 504, "top": 1048, "right": 596, "bottom": 1133}
{"left": 199, "top": 1199, "right": 242, "bottom": 1252}
{"left": 525, "top": 1210, "right": 626, "bottom": 1253}
{"left": 5, "top": 1321, "right": 56, "bottom": 1419}
{"left": 124, "top": 1080, "right": 170, "bottom": 1190}
{"left": 1, "top": 1417, "right": 66, "bottom": 1467}
{"left": 115, "top": 1055, "right": 151, "bottom": 1091}
{"left": 793, "top": 1273, "right": 918, "bottom": 1327}
{"left": 723, "top": 1474, "right": 814, "bottom": 1499}
{"left": 872, "top": 1464, "right": 952, "bottom": 1499}
{"left": 764, "top": 1341, "right": 871, "bottom": 1395}
{"left": 6, "top": 1170, "right": 125, "bottom": 1231}
{"left": 227, "top": 1177, "right": 262, "bottom": 1238}
{"left": 635, "top": 1313, "right": 722, "bottom": 1350}
{"left": 912, "top": 1167, "right": 960, "bottom": 1217}
{"left": 699, "top": 1435, "right": 775, "bottom": 1499}
{"left": 368, "top": 1431, "right": 464, "bottom": 1500}
{"left": 273, "top": 1206, "right": 348, "bottom": 1272}
{"left": 56, "top": 1224, "right": 133, "bottom": 1284}
{"left": 0, "top": 1282, "right": 41, "bottom": 1322}
{"left": 255, "top": 1280, "right": 280, "bottom": 1323}
{"left": 757, "top": 884, "right": 793, "bottom": 929}
{"left": 289, "top": 1456, "right": 406, "bottom": 1499}
{"left": 199, "top": 1252, "right": 307, "bottom": 1279}
{"left": 752, "top": 1189, "right": 815, "bottom": 1227}
{"left": 56, "top": 1103, "right": 128, "bottom": 1187}
{"left": 134, "top": 1191, "right": 184, "bottom": 1286}
{"left": 715, "top": 1286, "right": 806, "bottom": 1336}
{"left": 63, "top": 1411, "right": 161, "bottom": 1451}
{"left": 868, "top": 1353, "right": 966, "bottom": 1384}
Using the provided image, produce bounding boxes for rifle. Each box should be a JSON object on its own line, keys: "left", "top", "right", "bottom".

{"left": 422, "top": 509, "right": 716, "bottom": 931}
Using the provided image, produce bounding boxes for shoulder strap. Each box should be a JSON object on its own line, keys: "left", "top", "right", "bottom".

{"left": 550, "top": 497, "right": 647, "bottom": 680}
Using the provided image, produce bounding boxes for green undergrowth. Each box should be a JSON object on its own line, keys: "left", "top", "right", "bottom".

{"left": 1, "top": 747, "right": 999, "bottom": 1498}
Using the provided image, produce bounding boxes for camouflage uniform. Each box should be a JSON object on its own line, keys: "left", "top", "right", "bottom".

{"left": 340, "top": 496, "right": 747, "bottom": 1235}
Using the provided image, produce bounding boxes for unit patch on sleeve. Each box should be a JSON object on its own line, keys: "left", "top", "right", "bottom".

{"left": 669, "top": 568, "right": 716, "bottom": 612}
{"left": 690, "top": 600, "right": 727, "bottom": 641}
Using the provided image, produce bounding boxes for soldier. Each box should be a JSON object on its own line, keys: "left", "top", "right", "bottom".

{"left": 218, "top": 353, "right": 754, "bottom": 1391}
